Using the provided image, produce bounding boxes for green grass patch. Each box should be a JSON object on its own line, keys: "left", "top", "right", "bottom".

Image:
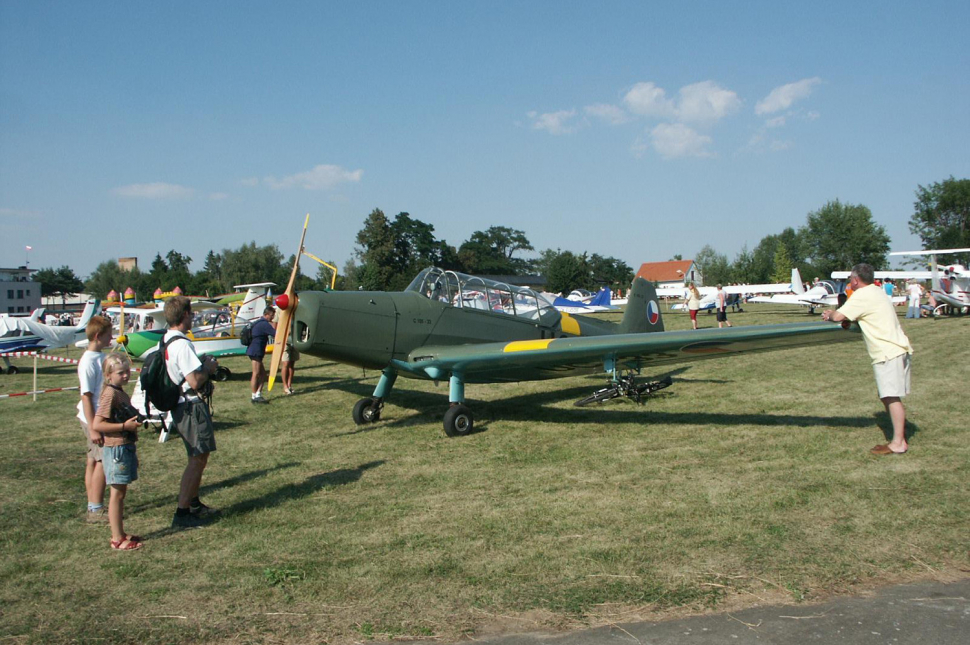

{"left": 0, "top": 304, "right": 967, "bottom": 643}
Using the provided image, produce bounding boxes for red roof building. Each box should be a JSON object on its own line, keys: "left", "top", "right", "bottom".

{"left": 635, "top": 260, "right": 703, "bottom": 287}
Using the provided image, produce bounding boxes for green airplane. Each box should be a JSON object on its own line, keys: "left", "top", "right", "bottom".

{"left": 269, "top": 216, "right": 861, "bottom": 437}
{"left": 268, "top": 220, "right": 861, "bottom": 437}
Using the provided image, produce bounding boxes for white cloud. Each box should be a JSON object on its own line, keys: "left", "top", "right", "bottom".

{"left": 675, "top": 81, "right": 742, "bottom": 125}
{"left": 209, "top": 192, "right": 229, "bottom": 201}
{"left": 264, "top": 164, "right": 363, "bottom": 190}
{"left": 770, "top": 140, "right": 792, "bottom": 152}
{"left": 756, "top": 77, "right": 822, "bottom": 115}
{"left": 239, "top": 177, "right": 259, "bottom": 187}
{"left": 650, "top": 123, "right": 714, "bottom": 159}
{"left": 623, "top": 82, "right": 676, "bottom": 119}
{"left": 528, "top": 109, "right": 578, "bottom": 135}
{"left": 806, "top": 111, "right": 820, "bottom": 121}
{"left": 584, "top": 103, "right": 629, "bottom": 125}
{"left": 766, "top": 116, "right": 786, "bottom": 128}
{"left": 0, "top": 207, "right": 43, "bottom": 220}
{"left": 112, "top": 182, "right": 194, "bottom": 199}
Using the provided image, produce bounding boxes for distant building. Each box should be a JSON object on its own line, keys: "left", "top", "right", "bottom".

{"left": 635, "top": 260, "right": 703, "bottom": 288}
{"left": 118, "top": 257, "right": 138, "bottom": 271}
{"left": 1, "top": 266, "right": 41, "bottom": 314}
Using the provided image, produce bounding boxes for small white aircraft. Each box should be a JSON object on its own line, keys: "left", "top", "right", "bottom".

{"left": 888, "top": 248, "right": 970, "bottom": 314}
{"left": 746, "top": 269, "right": 843, "bottom": 314}
{"left": 669, "top": 270, "right": 804, "bottom": 312}
{"left": 1, "top": 300, "right": 99, "bottom": 374}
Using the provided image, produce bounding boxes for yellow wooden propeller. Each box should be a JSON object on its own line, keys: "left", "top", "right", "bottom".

{"left": 267, "top": 214, "right": 309, "bottom": 391}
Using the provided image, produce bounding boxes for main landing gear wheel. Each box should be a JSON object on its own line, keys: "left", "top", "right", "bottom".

{"left": 353, "top": 397, "right": 382, "bottom": 425}
{"left": 443, "top": 404, "right": 474, "bottom": 437}
{"left": 5, "top": 366, "right": 19, "bottom": 375}
{"left": 213, "top": 366, "right": 231, "bottom": 382}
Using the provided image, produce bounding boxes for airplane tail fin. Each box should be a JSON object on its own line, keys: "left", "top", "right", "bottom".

{"left": 619, "top": 277, "right": 664, "bottom": 334}
{"left": 235, "top": 288, "right": 265, "bottom": 325}
{"left": 589, "top": 288, "right": 612, "bottom": 308}
{"left": 791, "top": 268, "right": 805, "bottom": 294}
{"left": 74, "top": 299, "right": 100, "bottom": 330}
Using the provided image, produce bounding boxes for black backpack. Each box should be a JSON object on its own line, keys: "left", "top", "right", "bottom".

{"left": 240, "top": 322, "right": 254, "bottom": 347}
{"left": 140, "top": 335, "right": 187, "bottom": 413}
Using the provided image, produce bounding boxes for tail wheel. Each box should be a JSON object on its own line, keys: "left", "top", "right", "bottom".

{"left": 6, "top": 366, "right": 18, "bottom": 375}
{"left": 213, "top": 366, "right": 231, "bottom": 382}
{"left": 443, "top": 404, "right": 474, "bottom": 437}
{"left": 353, "top": 397, "right": 382, "bottom": 425}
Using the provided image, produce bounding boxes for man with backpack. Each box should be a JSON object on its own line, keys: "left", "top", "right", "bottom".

{"left": 162, "top": 296, "right": 219, "bottom": 528}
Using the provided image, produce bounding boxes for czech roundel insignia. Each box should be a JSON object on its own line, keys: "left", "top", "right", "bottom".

{"left": 647, "top": 300, "right": 660, "bottom": 325}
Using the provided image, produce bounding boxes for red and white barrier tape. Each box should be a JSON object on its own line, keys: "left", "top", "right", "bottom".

{"left": 0, "top": 386, "right": 80, "bottom": 399}
{"left": 0, "top": 351, "right": 81, "bottom": 365}
{"left": 0, "top": 351, "right": 140, "bottom": 371}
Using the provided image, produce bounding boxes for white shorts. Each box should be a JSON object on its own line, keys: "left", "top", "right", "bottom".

{"left": 873, "top": 353, "right": 911, "bottom": 399}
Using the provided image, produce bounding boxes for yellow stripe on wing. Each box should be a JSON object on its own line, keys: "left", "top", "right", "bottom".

{"left": 504, "top": 339, "right": 555, "bottom": 353}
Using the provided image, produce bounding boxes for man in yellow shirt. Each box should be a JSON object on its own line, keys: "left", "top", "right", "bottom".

{"left": 822, "top": 263, "right": 913, "bottom": 455}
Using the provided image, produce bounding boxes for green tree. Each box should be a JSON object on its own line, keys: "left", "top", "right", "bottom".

{"left": 587, "top": 254, "right": 633, "bottom": 288}
{"left": 546, "top": 251, "right": 589, "bottom": 294}
{"left": 220, "top": 242, "right": 287, "bottom": 289}
{"left": 909, "top": 177, "right": 970, "bottom": 265}
{"left": 731, "top": 245, "right": 756, "bottom": 284}
{"left": 694, "top": 245, "right": 732, "bottom": 286}
{"left": 35, "top": 266, "right": 86, "bottom": 305}
{"left": 355, "top": 208, "right": 397, "bottom": 290}
{"left": 802, "top": 200, "right": 890, "bottom": 277}
{"left": 770, "top": 242, "right": 794, "bottom": 283}
{"left": 85, "top": 260, "right": 131, "bottom": 301}
{"left": 458, "top": 226, "right": 534, "bottom": 275}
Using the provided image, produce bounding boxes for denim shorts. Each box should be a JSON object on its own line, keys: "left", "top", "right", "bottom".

{"left": 103, "top": 444, "right": 138, "bottom": 485}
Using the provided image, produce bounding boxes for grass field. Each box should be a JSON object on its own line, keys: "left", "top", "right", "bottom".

{"left": 1, "top": 304, "right": 967, "bottom": 644}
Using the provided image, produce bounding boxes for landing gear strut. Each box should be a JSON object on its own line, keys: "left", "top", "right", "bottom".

{"left": 574, "top": 375, "right": 673, "bottom": 407}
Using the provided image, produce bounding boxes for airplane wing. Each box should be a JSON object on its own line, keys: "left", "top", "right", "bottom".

{"left": 391, "top": 321, "right": 859, "bottom": 382}
{"left": 831, "top": 270, "right": 933, "bottom": 280}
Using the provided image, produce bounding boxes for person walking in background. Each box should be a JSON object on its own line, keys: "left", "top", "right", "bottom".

{"left": 685, "top": 283, "right": 701, "bottom": 330}
{"left": 715, "top": 284, "right": 732, "bottom": 328}
{"left": 905, "top": 280, "right": 922, "bottom": 319}
{"left": 247, "top": 306, "right": 277, "bottom": 404}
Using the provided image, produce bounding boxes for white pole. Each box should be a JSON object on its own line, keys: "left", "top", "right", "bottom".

{"left": 32, "top": 354, "right": 38, "bottom": 402}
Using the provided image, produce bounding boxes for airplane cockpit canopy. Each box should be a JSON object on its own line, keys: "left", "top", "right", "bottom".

{"left": 407, "top": 268, "right": 560, "bottom": 324}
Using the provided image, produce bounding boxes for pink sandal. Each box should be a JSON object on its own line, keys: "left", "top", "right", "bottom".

{"left": 110, "top": 537, "right": 143, "bottom": 551}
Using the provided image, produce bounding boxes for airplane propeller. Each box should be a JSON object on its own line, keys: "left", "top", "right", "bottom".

{"left": 267, "top": 213, "right": 309, "bottom": 391}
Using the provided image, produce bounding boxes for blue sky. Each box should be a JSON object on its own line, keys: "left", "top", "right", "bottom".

{"left": 2, "top": 1, "right": 968, "bottom": 281}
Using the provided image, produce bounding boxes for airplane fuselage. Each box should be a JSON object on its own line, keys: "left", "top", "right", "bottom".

{"left": 292, "top": 290, "right": 612, "bottom": 373}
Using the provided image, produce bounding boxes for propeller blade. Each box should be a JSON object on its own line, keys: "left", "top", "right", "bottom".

{"left": 268, "top": 214, "right": 309, "bottom": 391}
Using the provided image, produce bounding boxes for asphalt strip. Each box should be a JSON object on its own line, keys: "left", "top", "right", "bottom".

{"left": 451, "top": 578, "right": 970, "bottom": 645}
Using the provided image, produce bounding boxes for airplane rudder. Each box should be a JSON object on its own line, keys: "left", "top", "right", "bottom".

{"left": 620, "top": 277, "right": 664, "bottom": 333}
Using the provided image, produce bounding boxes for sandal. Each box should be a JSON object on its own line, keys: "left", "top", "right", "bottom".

{"left": 125, "top": 534, "right": 143, "bottom": 543}
{"left": 110, "top": 537, "right": 143, "bottom": 551}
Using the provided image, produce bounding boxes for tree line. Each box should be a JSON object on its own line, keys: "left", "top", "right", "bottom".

{"left": 34, "top": 176, "right": 969, "bottom": 303}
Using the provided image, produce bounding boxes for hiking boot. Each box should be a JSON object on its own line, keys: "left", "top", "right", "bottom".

{"left": 86, "top": 507, "right": 109, "bottom": 524}
{"left": 171, "top": 512, "right": 208, "bottom": 529}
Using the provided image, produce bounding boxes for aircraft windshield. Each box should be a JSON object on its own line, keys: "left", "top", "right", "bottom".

{"left": 406, "top": 268, "right": 559, "bottom": 323}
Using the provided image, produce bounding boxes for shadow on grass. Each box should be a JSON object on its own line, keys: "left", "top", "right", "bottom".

{"left": 874, "top": 411, "right": 922, "bottom": 442}
{"left": 322, "top": 377, "right": 875, "bottom": 433}
{"left": 128, "top": 462, "right": 301, "bottom": 514}
{"left": 143, "top": 461, "right": 385, "bottom": 540}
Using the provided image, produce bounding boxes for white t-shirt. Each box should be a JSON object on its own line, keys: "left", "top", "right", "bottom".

{"left": 163, "top": 330, "right": 202, "bottom": 394}
{"left": 76, "top": 350, "right": 104, "bottom": 424}
{"left": 906, "top": 283, "right": 922, "bottom": 306}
